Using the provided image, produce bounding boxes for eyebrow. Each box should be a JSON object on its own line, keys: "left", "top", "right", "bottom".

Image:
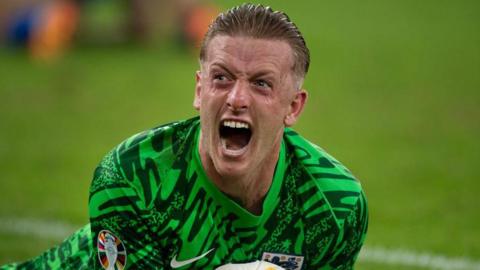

{"left": 209, "top": 63, "right": 235, "bottom": 78}
{"left": 210, "top": 62, "right": 277, "bottom": 80}
{"left": 251, "top": 71, "right": 275, "bottom": 79}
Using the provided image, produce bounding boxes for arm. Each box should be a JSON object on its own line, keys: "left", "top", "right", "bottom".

{"left": 88, "top": 149, "right": 168, "bottom": 269}
{"left": 326, "top": 191, "right": 369, "bottom": 269}
{"left": 1, "top": 224, "right": 93, "bottom": 270}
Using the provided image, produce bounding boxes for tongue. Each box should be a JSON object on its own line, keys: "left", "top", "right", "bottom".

{"left": 224, "top": 133, "right": 249, "bottom": 150}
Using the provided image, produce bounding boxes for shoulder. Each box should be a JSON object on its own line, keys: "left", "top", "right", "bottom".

{"left": 283, "top": 128, "right": 367, "bottom": 226}
{"left": 283, "top": 129, "right": 368, "bottom": 266}
{"left": 90, "top": 117, "right": 200, "bottom": 204}
{"left": 112, "top": 117, "right": 199, "bottom": 179}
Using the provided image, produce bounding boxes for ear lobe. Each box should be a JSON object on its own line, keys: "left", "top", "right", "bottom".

{"left": 284, "top": 90, "right": 308, "bottom": 127}
{"left": 193, "top": 71, "right": 202, "bottom": 110}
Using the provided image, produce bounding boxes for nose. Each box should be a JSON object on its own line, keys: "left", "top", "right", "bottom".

{"left": 226, "top": 81, "right": 249, "bottom": 112}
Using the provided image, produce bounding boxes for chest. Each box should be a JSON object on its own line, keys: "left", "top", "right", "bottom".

{"left": 163, "top": 190, "right": 308, "bottom": 269}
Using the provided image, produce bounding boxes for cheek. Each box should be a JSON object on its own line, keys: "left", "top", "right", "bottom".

{"left": 198, "top": 96, "right": 224, "bottom": 127}
{"left": 258, "top": 106, "right": 288, "bottom": 132}
{"left": 199, "top": 89, "right": 215, "bottom": 109}
{"left": 203, "top": 91, "right": 228, "bottom": 112}
{"left": 268, "top": 100, "right": 290, "bottom": 119}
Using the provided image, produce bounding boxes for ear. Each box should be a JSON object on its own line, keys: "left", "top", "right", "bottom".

{"left": 193, "top": 71, "right": 202, "bottom": 110}
{"left": 284, "top": 90, "right": 308, "bottom": 127}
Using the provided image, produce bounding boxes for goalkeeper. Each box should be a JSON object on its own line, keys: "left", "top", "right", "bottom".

{"left": 2, "top": 4, "right": 368, "bottom": 270}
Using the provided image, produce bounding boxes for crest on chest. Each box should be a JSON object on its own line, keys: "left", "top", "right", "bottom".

{"left": 262, "top": 252, "right": 304, "bottom": 270}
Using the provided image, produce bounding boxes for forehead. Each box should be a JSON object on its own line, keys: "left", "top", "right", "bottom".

{"left": 204, "top": 36, "right": 294, "bottom": 73}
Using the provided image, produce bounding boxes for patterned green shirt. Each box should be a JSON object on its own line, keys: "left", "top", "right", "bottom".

{"left": 2, "top": 117, "right": 367, "bottom": 270}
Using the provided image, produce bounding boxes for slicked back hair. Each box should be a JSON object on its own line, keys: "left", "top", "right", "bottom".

{"left": 199, "top": 4, "right": 310, "bottom": 81}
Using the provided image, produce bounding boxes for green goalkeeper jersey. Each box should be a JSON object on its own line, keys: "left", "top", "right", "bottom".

{"left": 3, "top": 117, "right": 367, "bottom": 270}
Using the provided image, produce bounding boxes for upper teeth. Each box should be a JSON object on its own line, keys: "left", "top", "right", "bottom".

{"left": 223, "top": 121, "right": 249, "bottom": 129}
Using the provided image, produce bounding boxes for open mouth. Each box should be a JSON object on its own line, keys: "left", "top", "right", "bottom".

{"left": 219, "top": 120, "right": 252, "bottom": 152}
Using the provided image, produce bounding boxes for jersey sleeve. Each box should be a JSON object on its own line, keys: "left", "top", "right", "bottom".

{"left": 88, "top": 120, "right": 198, "bottom": 269}
{"left": 88, "top": 148, "right": 167, "bottom": 269}
{"left": 325, "top": 190, "right": 368, "bottom": 269}
{"left": 284, "top": 129, "right": 369, "bottom": 269}
{"left": 0, "top": 224, "right": 94, "bottom": 270}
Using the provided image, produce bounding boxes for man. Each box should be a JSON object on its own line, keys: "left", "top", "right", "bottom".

{"left": 2, "top": 4, "right": 367, "bottom": 270}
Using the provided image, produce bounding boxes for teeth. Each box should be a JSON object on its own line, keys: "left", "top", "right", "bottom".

{"left": 223, "top": 120, "right": 249, "bottom": 129}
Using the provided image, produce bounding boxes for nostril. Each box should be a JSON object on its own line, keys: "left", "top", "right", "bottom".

{"left": 227, "top": 102, "right": 247, "bottom": 112}
{"left": 226, "top": 83, "right": 250, "bottom": 110}
{"left": 226, "top": 94, "right": 248, "bottom": 111}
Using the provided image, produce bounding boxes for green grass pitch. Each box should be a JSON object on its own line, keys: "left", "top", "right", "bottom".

{"left": 0, "top": 1, "right": 479, "bottom": 269}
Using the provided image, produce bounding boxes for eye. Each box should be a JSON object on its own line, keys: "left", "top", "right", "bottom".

{"left": 212, "top": 73, "right": 233, "bottom": 88}
{"left": 213, "top": 74, "right": 228, "bottom": 82}
{"left": 253, "top": 79, "right": 271, "bottom": 90}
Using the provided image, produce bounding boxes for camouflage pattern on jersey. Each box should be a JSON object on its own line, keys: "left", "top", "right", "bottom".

{"left": 0, "top": 224, "right": 93, "bottom": 269}
{"left": 1, "top": 117, "right": 367, "bottom": 269}
{"left": 89, "top": 117, "right": 368, "bottom": 269}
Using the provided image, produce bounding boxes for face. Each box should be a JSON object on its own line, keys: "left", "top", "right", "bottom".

{"left": 194, "top": 36, "right": 307, "bottom": 180}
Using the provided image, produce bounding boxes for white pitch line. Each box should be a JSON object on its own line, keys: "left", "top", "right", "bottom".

{"left": 359, "top": 246, "right": 480, "bottom": 270}
{"left": 1, "top": 217, "right": 480, "bottom": 269}
{"left": 0, "top": 217, "right": 79, "bottom": 240}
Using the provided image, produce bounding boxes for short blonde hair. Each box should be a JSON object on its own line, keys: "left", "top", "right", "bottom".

{"left": 200, "top": 4, "right": 310, "bottom": 80}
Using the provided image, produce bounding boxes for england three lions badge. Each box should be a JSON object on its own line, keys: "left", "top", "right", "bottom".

{"left": 97, "top": 230, "right": 127, "bottom": 270}
{"left": 262, "top": 252, "right": 304, "bottom": 270}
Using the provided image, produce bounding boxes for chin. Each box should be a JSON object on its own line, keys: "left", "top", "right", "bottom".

{"left": 214, "top": 159, "right": 249, "bottom": 179}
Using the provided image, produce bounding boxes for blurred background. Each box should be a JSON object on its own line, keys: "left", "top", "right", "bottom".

{"left": 0, "top": 0, "right": 479, "bottom": 269}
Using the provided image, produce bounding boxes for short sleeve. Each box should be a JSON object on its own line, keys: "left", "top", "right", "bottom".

{"left": 0, "top": 224, "right": 94, "bottom": 269}
{"left": 88, "top": 150, "right": 166, "bottom": 269}
{"left": 326, "top": 190, "right": 369, "bottom": 269}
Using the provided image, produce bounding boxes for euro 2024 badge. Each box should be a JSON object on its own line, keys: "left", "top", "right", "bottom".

{"left": 97, "top": 230, "right": 127, "bottom": 270}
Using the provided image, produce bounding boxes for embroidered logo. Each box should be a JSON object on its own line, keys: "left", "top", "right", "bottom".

{"left": 170, "top": 248, "right": 215, "bottom": 268}
{"left": 97, "top": 230, "right": 127, "bottom": 270}
{"left": 262, "top": 252, "right": 304, "bottom": 270}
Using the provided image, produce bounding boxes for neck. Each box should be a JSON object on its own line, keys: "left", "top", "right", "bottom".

{"left": 224, "top": 165, "right": 277, "bottom": 215}
{"left": 200, "top": 146, "right": 281, "bottom": 215}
